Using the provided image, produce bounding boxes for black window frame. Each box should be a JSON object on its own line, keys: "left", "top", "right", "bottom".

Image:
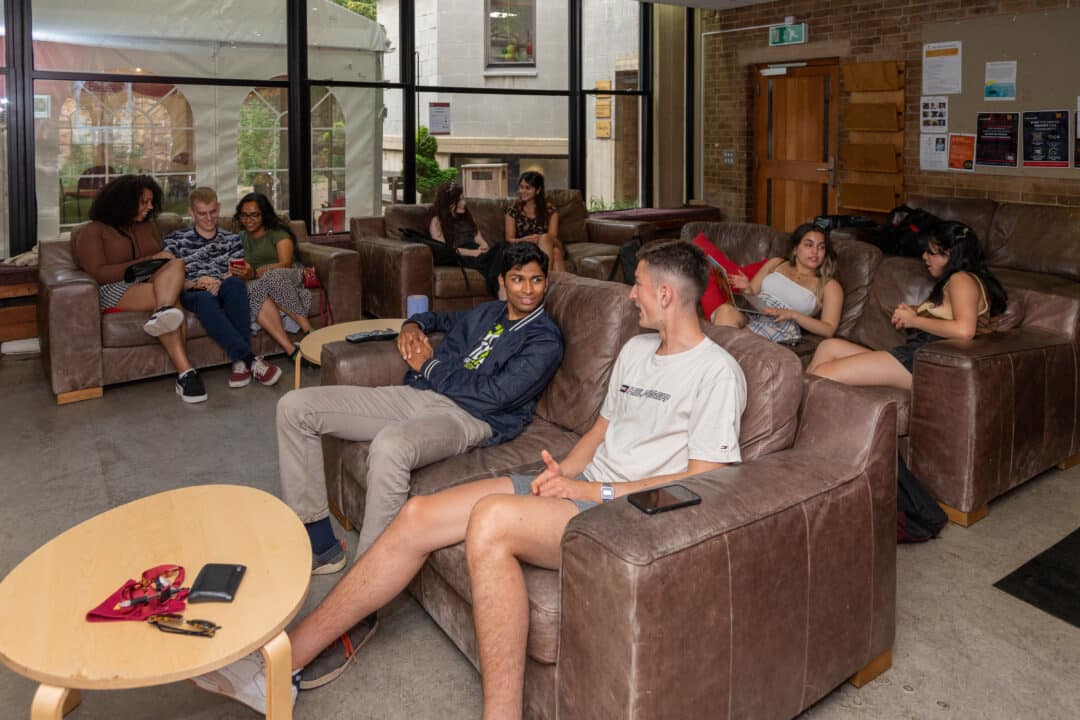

{"left": 4, "top": 0, "right": 652, "bottom": 255}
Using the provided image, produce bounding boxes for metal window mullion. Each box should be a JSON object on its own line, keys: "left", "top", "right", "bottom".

{"left": 640, "top": 1, "right": 653, "bottom": 208}
{"left": 7, "top": 0, "right": 36, "bottom": 253}
{"left": 401, "top": 0, "right": 416, "bottom": 204}
{"left": 286, "top": 0, "right": 312, "bottom": 227}
{"left": 568, "top": 0, "right": 583, "bottom": 193}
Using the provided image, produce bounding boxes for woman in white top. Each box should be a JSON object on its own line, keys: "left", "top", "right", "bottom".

{"left": 712, "top": 223, "right": 844, "bottom": 341}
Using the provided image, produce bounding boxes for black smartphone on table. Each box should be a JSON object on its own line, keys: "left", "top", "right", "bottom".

{"left": 346, "top": 329, "right": 399, "bottom": 343}
{"left": 627, "top": 484, "right": 702, "bottom": 515}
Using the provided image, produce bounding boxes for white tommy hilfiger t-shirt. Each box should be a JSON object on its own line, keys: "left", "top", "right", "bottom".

{"left": 583, "top": 334, "right": 746, "bottom": 485}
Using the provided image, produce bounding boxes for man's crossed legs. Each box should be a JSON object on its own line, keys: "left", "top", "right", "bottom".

{"left": 195, "top": 474, "right": 581, "bottom": 719}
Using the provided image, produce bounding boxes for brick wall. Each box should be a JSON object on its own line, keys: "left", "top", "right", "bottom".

{"left": 700, "top": 0, "right": 1080, "bottom": 222}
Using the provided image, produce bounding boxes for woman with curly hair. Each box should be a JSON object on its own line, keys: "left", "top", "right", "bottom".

{"left": 808, "top": 221, "right": 1007, "bottom": 390}
{"left": 504, "top": 171, "right": 565, "bottom": 272}
{"left": 228, "top": 193, "right": 311, "bottom": 382}
{"left": 73, "top": 174, "right": 206, "bottom": 402}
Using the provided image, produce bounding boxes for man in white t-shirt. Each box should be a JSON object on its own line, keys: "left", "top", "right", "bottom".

{"left": 193, "top": 241, "right": 748, "bottom": 717}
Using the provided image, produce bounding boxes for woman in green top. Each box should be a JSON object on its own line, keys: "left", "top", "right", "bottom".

{"left": 228, "top": 193, "right": 312, "bottom": 358}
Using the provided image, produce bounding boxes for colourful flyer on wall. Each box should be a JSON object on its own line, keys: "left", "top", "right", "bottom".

{"left": 975, "top": 113, "right": 1019, "bottom": 168}
{"left": 984, "top": 61, "right": 1017, "bottom": 101}
{"left": 1023, "top": 110, "right": 1069, "bottom": 168}
{"left": 920, "top": 96, "right": 948, "bottom": 134}
{"left": 948, "top": 133, "right": 976, "bottom": 172}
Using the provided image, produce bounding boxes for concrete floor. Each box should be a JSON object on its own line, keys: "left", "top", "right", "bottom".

{"left": 1, "top": 352, "right": 1078, "bottom": 719}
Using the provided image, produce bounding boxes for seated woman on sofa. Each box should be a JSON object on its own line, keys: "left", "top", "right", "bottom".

{"left": 807, "top": 221, "right": 1007, "bottom": 390}
{"left": 705, "top": 223, "right": 844, "bottom": 344}
{"left": 229, "top": 192, "right": 311, "bottom": 373}
{"left": 73, "top": 174, "right": 206, "bottom": 403}
{"left": 504, "top": 170, "right": 566, "bottom": 272}
{"left": 429, "top": 182, "right": 511, "bottom": 297}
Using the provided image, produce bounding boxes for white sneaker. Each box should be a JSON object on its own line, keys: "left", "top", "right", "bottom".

{"left": 252, "top": 356, "right": 283, "bottom": 386}
{"left": 143, "top": 306, "right": 184, "bottom": 337}
{"left": 191, "top": 652, "right": 297, "bottom": 715}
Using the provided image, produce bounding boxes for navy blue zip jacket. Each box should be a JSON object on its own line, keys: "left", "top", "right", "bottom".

{"left": 404, "top": 301, "right": 564, "bottom": 445}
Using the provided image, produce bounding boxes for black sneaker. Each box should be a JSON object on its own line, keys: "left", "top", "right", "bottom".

{"left": 298, "top": 613, "right": 378, "bottom": 690}
{"left": 176, "top": 369, "right": 208, "bottom": 404}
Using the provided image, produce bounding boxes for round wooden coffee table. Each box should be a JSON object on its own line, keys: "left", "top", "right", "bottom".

{"left": 295, "top": 318, "right": 406, "bottom": 389}
{"left": 0, "top": 484, "right": 310, "bottom": 719}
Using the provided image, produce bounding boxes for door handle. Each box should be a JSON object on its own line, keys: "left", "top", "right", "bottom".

{"left": 815, "top": 157, "right": 836, "bottom": 187}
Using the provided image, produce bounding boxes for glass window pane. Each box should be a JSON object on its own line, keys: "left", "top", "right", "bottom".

{"left": 0, "top": 76, "right": 8, "bottom": 256}
{"left": 309, "top": 2, "right": 395, "bottom": 84}
{"left": 413, "top": 92, "right": 567, "bottom": 203}
{"left": 32, "top": 0, "right": 292, "bottom": 80}
{"left": 311, "top": 86, "right": 388, "bottom": 230}
{"left": 408, "top": 2, "right": 563, "bottom": 90}
{"left": 34, "top": 79, "right": 291, "bottom": 242}
{"left": 585, "top": 94, "right": 640, "bottom": 211}
{"left": 583, "top": 0, "right": 639, "bottom": 91}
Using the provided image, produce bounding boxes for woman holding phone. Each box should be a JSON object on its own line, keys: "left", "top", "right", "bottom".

{"left": 230, "top": 193, "right": 311, "bottom": 376}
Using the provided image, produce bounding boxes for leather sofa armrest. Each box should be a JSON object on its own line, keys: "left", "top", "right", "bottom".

{"left": 557, "top": 378, "right": 896, "bottom": 719}
{"left": 583, "top": 219, "right": 656, "bottom": 247}
{"left": 908, "top": 328, "right": 1077, "bottom": 510}
{"left": 38, "top": 266, "right": 104, "bottom": 395}
{"left": 349, "top": 215, "right": 387, "bottom": 240}
{"left": 558, "top": 454, "right": 896, "bottom": 717}
{"left": 320, "top": 333, "right": 444, "bottom": 387}
{"left": 297, "top": 242, "right": 362, "bottom": 323}
{"left": 353, "top": 236, "right": 434, "bottom": 319}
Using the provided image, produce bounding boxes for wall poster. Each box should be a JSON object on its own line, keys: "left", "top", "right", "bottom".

{"left": 984, "top": 61, "right": 1017, "bottom": 101}
{"left": 975, "top": 112, "right": 1020, "bottom": 168}
{"left": 948, "top": 133, "right": 976, "bottom": 172}
{"left": 922, "top": 41, "right": 962, "bottom": 95}
{"left": 921, "top": 96, "right": 948, "bottom": 133}
{"left": 1022, "top": 110, "right": 1069, "bottom": 168}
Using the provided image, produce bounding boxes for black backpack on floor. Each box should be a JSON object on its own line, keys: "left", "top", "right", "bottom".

{"left": 897, "top": 454, "right": 948, "bottom": 543}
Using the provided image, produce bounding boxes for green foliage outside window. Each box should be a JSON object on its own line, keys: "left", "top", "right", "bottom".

{"left": 416, "top": 126, "right": 457, "bottom": 202}
{"left": 330, "top": 0, "right": 376, "bottom": 21}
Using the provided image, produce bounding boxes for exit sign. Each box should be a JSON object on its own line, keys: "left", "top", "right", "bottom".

{"left": 769, "top": 23, "right": 807, "bottom": 47}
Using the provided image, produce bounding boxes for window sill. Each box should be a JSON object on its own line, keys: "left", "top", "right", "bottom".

{"left": 484, "top": 68, "right": 539, "bottom": 78}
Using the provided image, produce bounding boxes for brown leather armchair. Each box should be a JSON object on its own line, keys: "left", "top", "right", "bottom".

{"left": 350, "top": 190, "right": 651, "bottom": 318}
{"left": 38, "top": 215, "right": 361, "bottom": 404}
{"left": 317, "top": 272, "right": 897, "bottom": 719}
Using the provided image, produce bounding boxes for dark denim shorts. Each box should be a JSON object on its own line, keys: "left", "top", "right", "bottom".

{"left": 509, "top": 473, "right": 599, "bottom": 513}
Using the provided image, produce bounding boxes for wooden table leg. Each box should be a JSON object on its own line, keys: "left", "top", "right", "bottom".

{"left": 260, "top": 630, "right": 293, "bottom": 719}
{"left": 31, "top": 685, "right": 81, "bottom": 719}
{"left": 294, "top": 352, "right": 302, "bottom": 390}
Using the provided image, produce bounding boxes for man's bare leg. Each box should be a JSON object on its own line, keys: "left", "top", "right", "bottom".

{"left": 288, "top": 476, "right": 516, "bottom": 670}
{"left": 465, "top": 495, "right": 580, "bottom": 720}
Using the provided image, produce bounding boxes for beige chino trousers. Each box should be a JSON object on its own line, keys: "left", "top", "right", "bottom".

{"left": 276, "top": 385, "right": 492, "bottom": 553}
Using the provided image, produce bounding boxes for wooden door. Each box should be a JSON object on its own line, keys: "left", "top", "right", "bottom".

{"left": 752, "top": 61, "right": 840, "bottom": 232}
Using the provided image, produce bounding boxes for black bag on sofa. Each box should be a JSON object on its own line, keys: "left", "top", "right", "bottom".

{"left": 880, "top": 205, "right": 941, "bottom": 258}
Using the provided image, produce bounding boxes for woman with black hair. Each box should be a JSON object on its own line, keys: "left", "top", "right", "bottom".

{"left": 428, "top": 182, "right": 511, "bottom": 297}
{"left": 504, "top": 171, "right": 565, "bottom": 272}
{"left": 229, "top": 192, "right": 312, "bottom": 382}
{"left": 808, "top": 220, "right": 1007, "bottom": 390}
{"left": 73, "top": 174, "right": 206, "bottom": 402}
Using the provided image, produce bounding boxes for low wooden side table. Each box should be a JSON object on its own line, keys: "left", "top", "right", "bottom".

{"left": 0, "top": 484, "right": 310, "bottom": 719}
{"left": 295, "top": 318, "right": 406, "bottom": 389}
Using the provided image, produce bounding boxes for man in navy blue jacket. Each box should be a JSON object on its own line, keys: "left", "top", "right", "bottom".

{"left": 275, "top": 241, "right": 562, "bottom": 579}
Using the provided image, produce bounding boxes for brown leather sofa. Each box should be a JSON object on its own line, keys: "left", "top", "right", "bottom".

{"left": 38, "top": 214, "right": 361, "bottom": 404}
{"left": 317, "top": 272, "right": 898, "bottom": 719}
{"left": 829, "top": 197, "right": 1080, "bottom": 525}
{"left": 349, "top": 189, "right": 651, "bottom": 318}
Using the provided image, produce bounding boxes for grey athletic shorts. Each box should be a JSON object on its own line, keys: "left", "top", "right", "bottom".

{"left": 509, "top": 473, "right": 599, "bottom": 513}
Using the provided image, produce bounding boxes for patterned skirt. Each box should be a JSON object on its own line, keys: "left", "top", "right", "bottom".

{"left": 246, "top": 267, "right": 312, "bottom": 322}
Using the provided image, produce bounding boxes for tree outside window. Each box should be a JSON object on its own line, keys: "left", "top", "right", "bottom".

{"left": 487, "top": 1, "right": 536, "bottom": 67}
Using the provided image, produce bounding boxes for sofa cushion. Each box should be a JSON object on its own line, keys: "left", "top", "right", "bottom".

{"left": 906, "top": 195, "right": 995, "bottom": 251}
{"left": 849, "top": 256, "right": 934, "bottom": 350}
{"left": 384, "top": 204, "right": 432, "bottom": 240}
{"left": 432, "top": 266, "right": 489, "bottom": 300}
{"left": 986, "top": 203, "right": 1080, "bottom": 282}
{"left": 703, "top": 325, "right": 803, "bottom": 460}
{"left": 831, "top": 236, "right": 883, "bottom": 338}
{"left": 546, "top": 189, "right": 588, "bottom": 246}
{"left": 533, "top": 273, "right": 644, "bottom": 435}
{"left": 680, "top": 221, "right": 787, "bottom": 263}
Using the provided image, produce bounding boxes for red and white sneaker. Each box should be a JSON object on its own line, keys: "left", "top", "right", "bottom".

{"left": 229, "top": 361, "right": 252, "bottom": 388}
{"left": 251, "top": 356, "right": 283, "bottom": 386}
